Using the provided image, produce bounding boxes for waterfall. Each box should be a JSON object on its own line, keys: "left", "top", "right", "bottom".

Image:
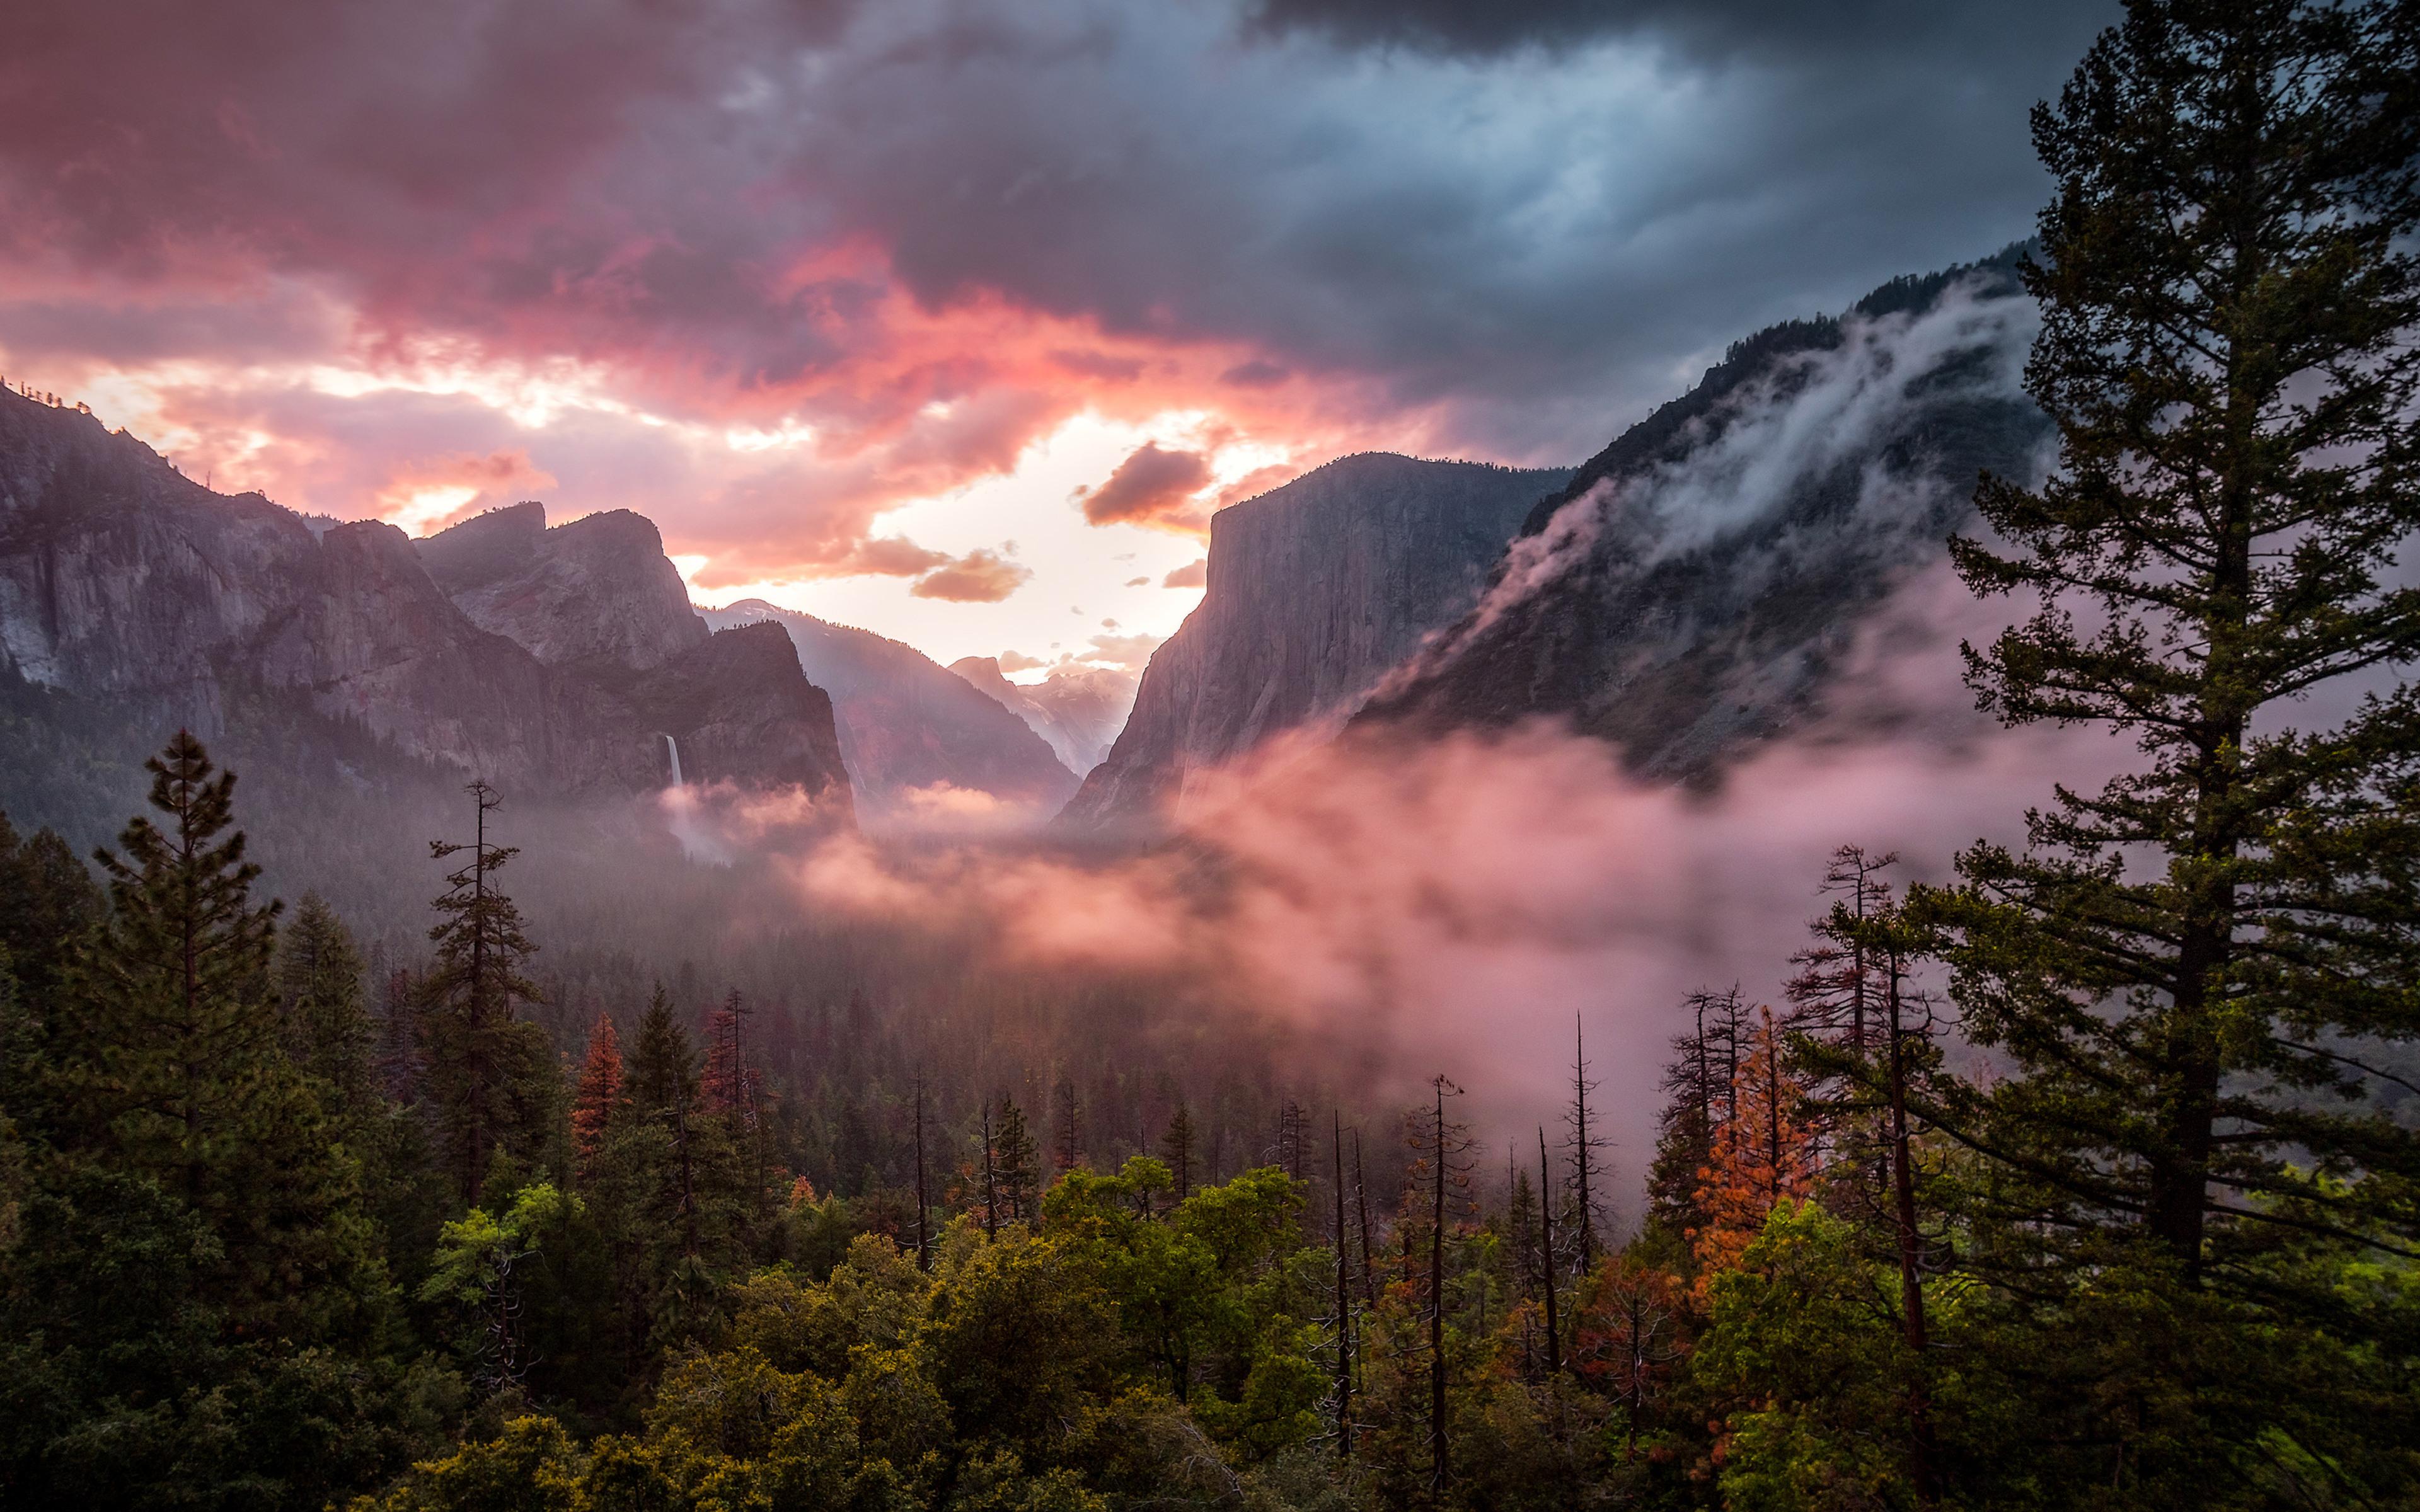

{"left": 662, "top": 733, "right": 684, "bottom": 788}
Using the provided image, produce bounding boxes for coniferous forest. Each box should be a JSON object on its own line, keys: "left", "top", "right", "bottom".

{"left": 5, "top": 2, "right": 2420, "bottom": 1509}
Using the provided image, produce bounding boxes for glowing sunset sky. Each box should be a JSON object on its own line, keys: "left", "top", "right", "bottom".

{"left": 0, "top": 0, "right": 2111, "bottom": 672}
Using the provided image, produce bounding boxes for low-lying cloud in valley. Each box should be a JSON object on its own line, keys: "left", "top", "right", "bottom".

{"left": 660, "top": 553, "right": 2123, "bottom": 1197}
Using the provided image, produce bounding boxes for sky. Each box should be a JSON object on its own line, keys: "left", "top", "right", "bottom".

{"left": 0, "top": 0, "right": 2114, "bottom": 675}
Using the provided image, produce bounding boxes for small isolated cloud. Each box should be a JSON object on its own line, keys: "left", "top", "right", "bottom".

{"left": 1085, "top": 630, "right": 1166, "bottom": 670}
{"left": 1161, "top": 558, "right": 1207, "bottom": 588}
{"left": 911, "top": 547, "right": 1033, "bottom": 602}
{"left": 1124, "top": 575, "right": 1149, "bottom": 587}
{"left": 1102, "top": 617, "right": 1120, "bottom": 629}
{"left": 885, "top": 782, "right": 1039, "bottom": 835}
{"left": 844, "top": 536, "right": 955, "bottom": 577}
{"left": 1075, "top": 442, "right": 1213, "bottom": 532}
{"left": 998, "top": 649, "right": 1048, "bottom": 672}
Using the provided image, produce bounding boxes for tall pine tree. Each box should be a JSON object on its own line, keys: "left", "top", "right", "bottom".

{"left": 1922, "top": 2, "right": 2420, "bottom": 1495}
{"left": 275, "top": 892, "right": 376, "bottom": 1117}
{"left": 1940, "top": 0, "right": 2420, "bottom": 1285}
{"left": 417, "top": 781, "right": 551, "bottom": 1204}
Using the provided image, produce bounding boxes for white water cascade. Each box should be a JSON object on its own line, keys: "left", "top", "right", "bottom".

{"left": 662, "top": 733, "right": 684, "bottom": 788}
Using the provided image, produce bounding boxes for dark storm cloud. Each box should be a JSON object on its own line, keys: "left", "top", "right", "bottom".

{"left": 776, "top": 0, "right": 2122, "bottom": 454}
{"left": 2, "top": 0, "right": 2121, "bottom": 476}
{"left": 1246, "top": 0, "right": 2111, "bottom": 62}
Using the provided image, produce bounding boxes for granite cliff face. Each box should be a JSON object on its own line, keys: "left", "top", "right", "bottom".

{"left": 948, "top": 656, "right": 1137, "bottom": 777}
{"left": 1360, "top": 248, "right": 2051, "bottom": 779}
{"left": 1056, "top": 453, "right": 1571, "bottom": 831}
{"left": 705, "top": 599, "right": 1076, "bottom": 820}
{"left": 0, "top": 389, "right": 851, "bottom": 816}
{"left": 417, "top": 501, "right": 709, "bottom": 672}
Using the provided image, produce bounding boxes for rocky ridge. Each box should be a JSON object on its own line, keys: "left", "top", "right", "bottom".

{"left": 1359, "top": 246, "right": 2051, "bottom": 777}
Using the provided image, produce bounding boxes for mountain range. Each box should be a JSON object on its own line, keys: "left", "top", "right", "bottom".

{"left": 1063, "top": 246, "right": 2048, "bottom": 830}
{"left": 0, "top": 245, "right": 2048, "bottom": 859}
{"left": 0, "top": 396, "right": 851, "bottom": 832}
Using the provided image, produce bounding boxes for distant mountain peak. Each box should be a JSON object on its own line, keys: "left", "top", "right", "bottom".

{"left": 701, "top": 599, "right": 1080, "bottom": 823}
{"left": 950, "top": 655, "right": 1138, "bottom": 779}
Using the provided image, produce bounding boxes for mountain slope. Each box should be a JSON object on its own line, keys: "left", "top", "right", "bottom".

{"left": 706, "top": 599, "right": 1079, "bottom": 820}
{"left": 1056, "top": 453, "right": 1572, "bottom": 832}
{"left": 948, "top": 656, "right": 1137, "bottom": 777}
{"left": 0, "top": 389, "right": 851, "bottom": 820}
{"left": 1359, "top": 247, "right": 2050, "bottom": 777}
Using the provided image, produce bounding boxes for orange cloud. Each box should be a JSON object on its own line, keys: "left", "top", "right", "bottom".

{"left": 909, "top": 547, "right": 1032, "bottom": 603}
{"left": 13, "top": 233, "right": 1443, "bottom": 594}
{"left": 1083, "top": 630, "right": 1165, "bottom": 670}
{"left": 1075, "top": 442, "right": 1213, "bottom": 532}
{"left": 838, "top": 536, "right": 954, "bottom": 576}
{"left": 1160, "top": 558, "right": 1206, "bottom": 588}
{"left": 372, "top": 448, "right": 556, "bottom": 534}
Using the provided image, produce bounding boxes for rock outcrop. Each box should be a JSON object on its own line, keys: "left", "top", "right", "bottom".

{"left": 417, "top": 501, "right": 709, "bottom": 672}
{"left": 1055, "top": 453, "right": 1570, "bottom": 831}
{"left": 706, "top": 599, "right": 1077, "bottom": 820}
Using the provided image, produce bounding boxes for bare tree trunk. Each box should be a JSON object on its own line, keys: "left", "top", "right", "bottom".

{"left": 1430, "top": 1082, "right": 1449, "bottom": 1496}
{"left": 1355, "top": 1129, "right": 1377, "bottom": 1310}
{"left": 1538, "top": 1126, "right": 1561, "bottom": 1378}
{"left": 1334, "top": 1112, "right": 1353, "bottom": 1459}
{"left": 1885, "top": 950, "right": 1939, "bottom": 1506}
{"left": 914, "top": 1077, "right": 931, "bottom": 1270}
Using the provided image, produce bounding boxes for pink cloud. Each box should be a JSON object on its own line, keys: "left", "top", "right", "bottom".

{"left": 372, "top": 449, "right": 555, "bottom": 532}
{"left": 1083, "top": 631, "right": 1165, "bottom": 670}
{"left": 909, "top": 547, "right": 1032, "bottom": 603}
{"left": 1075, "top": 442, "right": 1213, "bottom": 532}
